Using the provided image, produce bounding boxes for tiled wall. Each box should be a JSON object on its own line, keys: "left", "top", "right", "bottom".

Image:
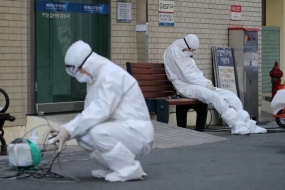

{"left": 110, "top": 0, "right": 137, "bottom": 69}
{"left": 0, "top": 0, "right": 29, "bottom": 126}
{"left": 147, "top": 0, "right": 263, "bottom": 106}
{"left": 261, "top": 26, "right": 280, "bottom": 94}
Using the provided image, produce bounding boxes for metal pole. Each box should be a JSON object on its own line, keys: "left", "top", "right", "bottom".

{"left": 145, "top": 0, "right": 148, "bottom": 62}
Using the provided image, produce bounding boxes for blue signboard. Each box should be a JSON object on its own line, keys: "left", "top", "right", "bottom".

{"left": 215, "top": 47, "right": 234, "bottom": 67}
{"left": 212, "top": 46, "right": 238, "bottom": 95}
{"left": 36, "top": 1, "right": 110, "bottom": 14}
{"left": 158, "top": 12, "right": 174, "bottom": 27}
{"left": 159, "top": 22, "right": 174, "bottom": 27}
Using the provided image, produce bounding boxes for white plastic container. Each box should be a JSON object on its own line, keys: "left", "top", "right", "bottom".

{"left": 29, "top": 129, "right": 39, "bottom": 145}
{"left": 8, "top": 143, "right": 33, "bottom": 167}
{"left": 271, "top": 88, "right": 285, "bottom": 115}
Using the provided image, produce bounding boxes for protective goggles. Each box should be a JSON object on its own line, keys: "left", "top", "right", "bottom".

{"left": 66, "top": 51, "right": 93, "bottom": 76}
{"left": 183, "top": 38, "right": 196, "bottom": 52}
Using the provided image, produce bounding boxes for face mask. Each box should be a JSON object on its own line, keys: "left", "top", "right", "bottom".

{"left": 75, "top": 72, "right": 93, "bottom": 83}
{"left": 183, "top": 51, "right": 193, "bottom": 57}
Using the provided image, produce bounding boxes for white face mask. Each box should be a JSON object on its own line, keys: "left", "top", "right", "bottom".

{"left": 183, "top": 51, "right": 193, "bottom": 57}
{"left": 75, "top": 72, "right": 93, "bottom": 83}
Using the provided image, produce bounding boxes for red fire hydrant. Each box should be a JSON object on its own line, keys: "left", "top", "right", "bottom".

{"left": 270, "top": 61, "right": 283, "bottom": 98}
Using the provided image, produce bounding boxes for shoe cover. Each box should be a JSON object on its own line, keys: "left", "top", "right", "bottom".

{"left": 237, "top": 110, "right": 250, "bottom": 123}
{"left": 221, "top": 108, "right": 239, "bottom": 126}
{"left": 105, "top": 161, "right": 147, "bottom": 182}
{"left": 90, "top": 150, "right": 108, "bottom": 169}
{"left": 90, "top": 150, "right": 111, "bottom": 178}
{"left": 247, "top": 120, "right": 267, "bottom": 134}
{"left": 231, "top": 121, "right": 250, "bottom": 135}
{"left": 91, "top": 169, "right": 111, "bottom": 178}
{"left": 100, "top": 142, "right": 146, "bottom": 182}
{"left": 222, "top": 108, "right": 249, "bottom": 135}
{"left": 237, "top": 110, "right": 267, "bottom": 134}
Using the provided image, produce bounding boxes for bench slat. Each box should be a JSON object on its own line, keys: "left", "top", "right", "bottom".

{"left": 168, "top": 98, "right": 203, "bottom": 105}
{"left": 127, "top": 62, "right": 204, "bottom": 105}
{"left": 133, "top": 74, "right": 168, "bottom": 80}
{"left": 132, "top": 69, "right": 166, "bottom": 74}
{"left": 129, "top": 63, "right": 164, "bottom": 69}
{"left": 138, "top": 81, "right": 172, "bottom": 86}
{"left": 141, "top": 85, "right": 173, "bottom": 92}
{"left": 143, "top": 91, "right": 174, "bottom": 98}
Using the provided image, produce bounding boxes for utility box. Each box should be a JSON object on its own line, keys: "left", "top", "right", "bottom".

{"left": 228, "top": 27, "right": 260, "bottom": 120}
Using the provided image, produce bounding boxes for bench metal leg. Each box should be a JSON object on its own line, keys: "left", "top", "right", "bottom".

{"left": 145, "top": 99, "right": 157, "bottom": 113}
{"left": 176, "top": 104, "right": 208, "bottom": 131}
{"left": 156, "top": 99, "right": 170, "bottom": 124}
{"left": 0, "top": 121, "right": 7, "bottom": 155}
{"left": 176, "top": 105, "right": 189, "bottom": 128}
{"left": 0, "top": 137, "right": 7, "bottom": 155}
{"left": 193, "top": 104, "right": 208, "bottom": 132}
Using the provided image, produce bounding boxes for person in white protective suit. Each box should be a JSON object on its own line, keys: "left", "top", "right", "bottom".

{"left": 163, "top": 34, "right": 267, "bottom": 135}
{"left": 52, "top": 40, "right": 154, "bottom": 182}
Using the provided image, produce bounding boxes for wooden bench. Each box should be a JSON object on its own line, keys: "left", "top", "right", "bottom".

{"left": 126, "top": 62, "right": 208, "bottom": 131}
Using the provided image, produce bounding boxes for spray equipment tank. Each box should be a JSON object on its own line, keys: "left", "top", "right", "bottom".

{"left": 8, "top": 138, "right": 42, "bottom": 169}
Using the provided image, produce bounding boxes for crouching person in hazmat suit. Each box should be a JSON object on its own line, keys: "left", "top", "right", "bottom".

{"left": 163, "top": 34, "right": 267, "bottom": 135}
{"left": 53, "top": 40, "right": 154, "bottom": 182}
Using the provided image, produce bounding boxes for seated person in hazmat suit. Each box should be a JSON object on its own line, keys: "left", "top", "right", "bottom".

{"left": 163, "top": 34, "right": 267, "bottom": 135}
{"left": 52, "top": 40, "right": 154, "bottom": 182}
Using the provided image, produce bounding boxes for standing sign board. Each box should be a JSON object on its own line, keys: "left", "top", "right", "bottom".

{"left": 158, "top": 0, "right": 174, "bottom": 26}
{"left": 117, "top": 0, "right": 131, "bottom": 23}
{"left": 231, "top": 5, "right": 241, "bottom": 20}
{"left": 212, "top": 46, "right": 238, "bottom": 96}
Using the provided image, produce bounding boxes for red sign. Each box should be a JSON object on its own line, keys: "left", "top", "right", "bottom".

{"left": 231, "top": 5, "right": 241, "bottom": 12}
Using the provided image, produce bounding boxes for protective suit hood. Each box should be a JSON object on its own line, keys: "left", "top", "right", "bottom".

{"left": 172, "top": 34, "right": 199, "bottom": 51}
{"left": 163, "top": 33, "right": 211, "bottom": 88}
{"left": 172, "top": 39, "right": 187, "bottom": 51}
{"left": 64, "top": 40, "right": 107, "bottom": 79}
{"left": 65, "top": 40, "right": 92, "bottom": 67}
{"left": 185, "top": 34, "right": 199, "bottom": 50}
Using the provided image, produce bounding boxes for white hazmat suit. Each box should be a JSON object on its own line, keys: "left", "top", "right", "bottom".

{"left": 57, "top": 40, "right": 154, "bottom": 182}
{"left": 163, "top": 34, "right": 267, "bottom": 135}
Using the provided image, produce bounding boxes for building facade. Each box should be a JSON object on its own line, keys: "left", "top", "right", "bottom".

{"left": 0, "top": 0, "right": 263, "bottom": 137}
{"left": 261, "top": 0, "right": 283, "bottom": 113}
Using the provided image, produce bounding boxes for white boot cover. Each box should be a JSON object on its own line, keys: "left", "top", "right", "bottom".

{"left": 100, "top": 142, "right": 146, "bottom": 182}
{"left": 247, "top": 120, "right": 267, "bottom": 134}
{"left": 221, "top": 108, "right": 249, "bottom": 135}
{"left": 90, "top": 150, "right": 111, "bottom": 178}
{"left": 237, "top": 110, "right": 267, "bottom": 134}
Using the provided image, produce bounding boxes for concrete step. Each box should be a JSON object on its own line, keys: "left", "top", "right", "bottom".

{"left": 2, "top": 113, "right": 227, "bottom": 153}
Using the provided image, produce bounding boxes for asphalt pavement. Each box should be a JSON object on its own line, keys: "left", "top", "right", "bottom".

{"left": 1, "top": 123, "right": 285, "bottom": 190}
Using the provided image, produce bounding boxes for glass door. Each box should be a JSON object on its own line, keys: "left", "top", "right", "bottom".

{"left": 35, "top": 0, "right": 110, "bottom": 107}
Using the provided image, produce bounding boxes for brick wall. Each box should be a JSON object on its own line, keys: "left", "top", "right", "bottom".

{"left": 147, "top": 0, "right": 263, "bottom": 106}
{"left": 110, "top": 0, "right": 137, "bottom": 69}
{"left": 0, "top": 0, "right": 263, "bottom": 127}
{"left": 0, "top": 0, "right": 29, "bottom": 126}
